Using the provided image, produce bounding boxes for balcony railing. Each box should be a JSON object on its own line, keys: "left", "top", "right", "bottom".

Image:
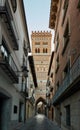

{"left": 0, "top": 46, "right": 18, "bottom": 83}
{"left": 53, "top": 55, "right": 80, "bottom": 105}
{"left": 21, "top": 82, "right": 28, "bottom": 97}
{"left": 0, "top": 0, "right": 19, "bottom": 50}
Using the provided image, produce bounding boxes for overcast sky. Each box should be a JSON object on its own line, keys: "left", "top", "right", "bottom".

{"left": 23, "top": 0, "right": 54, "bottom": 51}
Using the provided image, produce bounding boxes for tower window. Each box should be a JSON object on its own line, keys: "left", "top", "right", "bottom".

{"left": 43, "top": 48, "right": 45, "bottom": 53}
{"left": 35, "top": 48, "right": 37, "bottom": 53}
{"left": 43, "top": 48, "right": 48, "bottom": 53}
{"left": 46, "top": 48, "right": 48, "bottom": 53}
{"left": 35, "top": 42, "right": 40, "bottom": 45}
{"left": 43, "top": 42, "right": 48, "bottom": 45}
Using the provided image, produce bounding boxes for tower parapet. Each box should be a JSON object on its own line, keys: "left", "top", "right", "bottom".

{"left": 31, "top": 31, "right": 52, "bottom": 36}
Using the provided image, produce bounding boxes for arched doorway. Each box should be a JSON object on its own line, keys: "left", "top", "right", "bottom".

{"left": 35, "top": 97, "right": 47, "bottom": 115}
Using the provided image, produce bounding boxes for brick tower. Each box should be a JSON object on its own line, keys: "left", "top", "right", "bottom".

{"left": 31, "top": 31, "right": 52, "bottom": 102}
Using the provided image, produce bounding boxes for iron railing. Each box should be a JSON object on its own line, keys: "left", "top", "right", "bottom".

{"left": 53, "top": 55, "right": 80, "bottom": 104}
{"left": 0, "top": 45, "right": 18, "bottom": 77}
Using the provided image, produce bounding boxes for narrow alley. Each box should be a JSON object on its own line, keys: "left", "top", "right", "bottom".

{"left": 15, "top": 114, "right": 61, "bottom": 130}
{"left": 0, "top": 0, "right": 80, "bottom": 130}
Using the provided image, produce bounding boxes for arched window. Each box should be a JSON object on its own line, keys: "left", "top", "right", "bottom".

{"left": 11, "top": 0, "right": 17, "bottom": 13}
{"left": 46, "top": 48, "right": 48, "bottom": 53}
{"left": 35, "top": 48, "right": 37, "bottom": 53}
{"left": 43, "top": 48, "right": 45, "bottom": 53}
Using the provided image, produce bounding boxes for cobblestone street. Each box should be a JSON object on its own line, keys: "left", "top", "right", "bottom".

{"left": 15, "top": 114, "right": 61, "bottom": 130}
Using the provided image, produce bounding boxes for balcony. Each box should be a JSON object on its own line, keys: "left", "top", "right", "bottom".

{"left": 0, "top": 0, "right": 18, "bottom": 50}
{"left": 21, "top": 89, "right": 28, "bottom": 97}
{"left": 53, "top": 55, "right": 80, "bottom": 105}
{"left": 0, "top": 45, "right": 18, "bottom": 83}
{"left": 21, "top": 85, "right": 28, "bottom": 97}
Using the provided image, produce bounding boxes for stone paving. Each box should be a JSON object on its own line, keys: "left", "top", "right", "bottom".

{"left": 15, "top": 114, "right": 62, "bottom": 130}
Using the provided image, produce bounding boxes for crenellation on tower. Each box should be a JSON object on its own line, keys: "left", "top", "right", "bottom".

{"left": 31, "top": 31, "right": 52, "bottom": 36}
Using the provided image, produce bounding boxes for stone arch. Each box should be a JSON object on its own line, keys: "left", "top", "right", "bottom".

{"left": 35, "top": 97, "right": 46, "bottom": 106}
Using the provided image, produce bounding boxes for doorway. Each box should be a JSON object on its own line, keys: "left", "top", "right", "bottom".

{"left": 19, "top": 102, "right": 24, "bottom": 122}
{"left": 0, "top": 93, "right": 11, "bottom": 130}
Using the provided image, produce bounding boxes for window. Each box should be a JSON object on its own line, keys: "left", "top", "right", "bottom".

{"left": 14, "top": 105, "right": 17, "bottom": 113}
{"left": 22, "top": 55, "right": 25, "bottom": 66}
{"left": 1, "top": 38, "right": 10, "bottom": 61}
{"left": 55, "top": 34, "right": 59, "bottom": 52}
{"left": 62, "top": 21, "right": 70, "bottom": 55}
{"left": 43, "top": 42, "right": 48, "bottom": 45}
{"left": 62, "top": 0, "right": 69, "bottom": 25}
{"left": 55, "top": 54, "right": 59, "bottom": 73}
{"left": 11, "top": 0, "right": 17, "bottom": 13}
{"left": 35, "top": 48, "right": 40, "bottom": 53}
{"left": 63, "top": 60, "right": 70, "bottom": 79}
{"left": 35, "top": 48, "right": 37, "bottom": 53}
{"left": 56, "top": 81, "right": 59, "bottom": 90}
{"left": 77, "top": 0, "right": 80, "bottom": 9}
{"left": 51, "top": 72, "right": 53, "bottom": 78}
{"left": 46, "top": 48, "right": 48, "bottom": 53}
{"left": 65, "top": 105, "right": 71, "bottom": 126}
{"left": 43, "top": 48, "right": 45, "bottom": 53}
{"left": 35, "top": 42, "right": 40, "bottom": 45}
{"left": 43, "top": 48, "right": 48, "bottom": 53}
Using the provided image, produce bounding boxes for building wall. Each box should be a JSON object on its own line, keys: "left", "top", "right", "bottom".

{"left": 54, "top": 0, "right": 80, "bottom": 90}
{"left": 61, "top": 90, "right": 80, "bottom": 130}
{"left": 49, "top": 0, "right": 80, "bottom": 129}
{"left": 31, "top": 31, "right": 52, "bottom": 101}
{"left": 0, "top": 0, "right": 30, "bottom": 130}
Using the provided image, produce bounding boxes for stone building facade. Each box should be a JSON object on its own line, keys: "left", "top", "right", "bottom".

{"left": 49, "top": 0, "right": 80, "bottom": 130}
{"left": 0, "top": 0, "right": 30, "bottom": 130}
{"left": 31, "top": 31, "right": 52, "bottom": 112}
